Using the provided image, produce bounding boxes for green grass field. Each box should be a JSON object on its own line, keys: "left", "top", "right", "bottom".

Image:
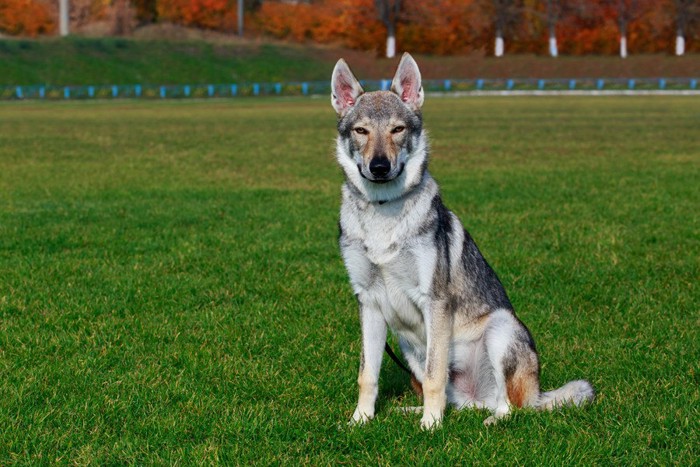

{"left": 0, "top": 39, "right": 331, "bottom": 86}
{"left": 0, "top": 96, "right": 698, "bottom": 463}
{"left": 3, "top": 37, "right": 700, "bottom": 87}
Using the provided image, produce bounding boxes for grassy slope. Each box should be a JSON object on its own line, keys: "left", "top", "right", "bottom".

{"left": 0, "top": 97, "right": 698, "bottom": 463}
{"left": 0, "top": 38, "right": 331, "bottom": 86}
{"left": 2, "top": 36, "right": 700, "bottom": 86}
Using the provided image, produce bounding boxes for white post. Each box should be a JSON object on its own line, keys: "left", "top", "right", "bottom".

{"left": 59, "top": 0, "right": 69, "bottom": 36}
{"left": 675, "top": 35, "right": 685, "bottom": 56}
{"left": 549, "top": 35, "right": 558, "bottom": 57}
{"left": 386, "top": 35, "right": 396, "bottom": 58}
{"left": 620, "top": 36, "right": 627, "bottom": 58}
{"left": 495, "top": 35, "right": 504, "bottom": 57}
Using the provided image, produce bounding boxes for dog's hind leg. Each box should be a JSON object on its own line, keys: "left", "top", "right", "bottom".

{"left": 482, "top": 311, "right": 514, "bottom": 425}
{"left": 482, "top": 309, "right": 540, "bottom": 425}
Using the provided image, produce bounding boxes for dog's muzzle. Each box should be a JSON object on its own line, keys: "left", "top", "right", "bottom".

{"left": 359, "top": 159, "right": 405, "bottom": 184}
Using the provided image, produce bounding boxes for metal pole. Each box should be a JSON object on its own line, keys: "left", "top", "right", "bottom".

{"left": 59, "top": 0, "right": 69, "bottom": 36}
{"left": 237, "top": 0, "right": 243, "bottom": 36}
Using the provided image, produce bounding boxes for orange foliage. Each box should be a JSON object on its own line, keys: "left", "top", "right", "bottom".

{"left": 69, "top": 0, "right": 112, "bottom": 29}
{"left": 399, "top": 0, "right": 487, "bottom": 55}
{"left": 256, "top": 2, "right": 315, "bottom": 41}
{"left": 0, "top": 0, "right": 54, "bottom": 36}
{"left": 157, "top": 0, "right": 237, "bottom": 31}
{"left": 255, "top": 0, "right": 384, "bottom": 52}
{"left": 253, "top": 0, "right": 691, "bottom": 56}
{"left": 556, "top": 1, "right": 618, "bottom": 55}
{"left": 0, "top": 0, "right": 697, "bottom": 55}
{"left": 332, "top": 0, "right": 386, "bottom": 51}
{"left": 629, "top": 0, "right": 675, "bottom": 53}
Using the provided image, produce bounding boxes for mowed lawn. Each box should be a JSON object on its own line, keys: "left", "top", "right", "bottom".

{"left": 0, "top": 96, "right": 697, "bottom": 464}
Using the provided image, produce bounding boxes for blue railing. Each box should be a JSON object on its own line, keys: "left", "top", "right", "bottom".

{"left": 2, "top": 77, "right": 698, "bottom": 100}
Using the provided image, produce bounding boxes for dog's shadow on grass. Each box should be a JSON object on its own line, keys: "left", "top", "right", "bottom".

{"left": 376, "top": 354, "right": 421, "bottom": 413}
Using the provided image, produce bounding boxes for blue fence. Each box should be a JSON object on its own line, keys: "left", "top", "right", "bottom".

{"left": 2, "top": 77, "right": 699, "bottom": 100}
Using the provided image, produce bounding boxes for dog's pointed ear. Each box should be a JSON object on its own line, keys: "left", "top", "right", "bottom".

{"left": 391, "top": 53, "right": 424, "bottom": 111}
{"left": 331, "top": 59, "right": 364, "bottom": 116}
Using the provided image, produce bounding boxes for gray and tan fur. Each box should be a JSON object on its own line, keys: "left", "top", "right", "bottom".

{"left": 332, "top": 53, "right": 594, "bottom": 430}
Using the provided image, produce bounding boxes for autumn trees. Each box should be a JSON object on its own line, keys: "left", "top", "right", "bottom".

{"left": 1, "top": 0, "right": 698, "bottom": 57}
{"left": 674, "top": 0, "right": 700, "bottom": 54}
{"left": 0, "top": 0, "right": 55, "bottom": 36}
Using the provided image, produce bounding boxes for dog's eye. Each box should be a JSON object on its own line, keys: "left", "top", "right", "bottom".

{"left": 391, "top": 126, "right": 405, "bottom": 134}
{"left": 354, "top": 127, "right": 368, "bottom": 135}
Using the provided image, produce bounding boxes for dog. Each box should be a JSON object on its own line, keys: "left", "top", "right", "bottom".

{"left": 331, "top": 53, "right": 594, "bottom": 430}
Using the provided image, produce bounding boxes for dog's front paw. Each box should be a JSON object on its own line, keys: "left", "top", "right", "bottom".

{"left": 483, "top": 407, "right": 510, "bottom": 426}
{"left": 483, "top": 415, "right": 499, "bottom": 426}
{"left": 348, "top": 407, "right": 374, "bottom": 426}
{"left": 420, "top": 411, "right": 442, "bottom": 430}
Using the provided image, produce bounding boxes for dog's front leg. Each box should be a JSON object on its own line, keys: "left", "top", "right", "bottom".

{"left": 349, "top": 298, "right": 387, "bottom": 426}
{"left": 421, "top": 304, "right": 452, "bottom": 430}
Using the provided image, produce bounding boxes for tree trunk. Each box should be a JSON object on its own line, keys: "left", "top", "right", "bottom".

{"left": 548, "top": 24, "right": 558, "bottom": 57}
{"left": 386, "top": 34, "right": 396, "bottom": 58}
{"left": 495, "top": 28, "right": 504, "bottom": 57}
{"left": 376, "top": 0, "right": 399, "bottom": 58}
{"left": 620, "top": 35, "right": 627, "bottom": 58}
{"left": 238, "top": 0, "right": 244, "bottom": 36}
{"left": 546, "top": 0, "right": 558, "bottom": 57}
{"left": 619, "top": 22, "right": 628, "bottom": 58}
{"left": 59, "top": 0, "right": 69, "bottom": 36}
{"left": 675, "top": 29, "right": 685, "bottom": 56}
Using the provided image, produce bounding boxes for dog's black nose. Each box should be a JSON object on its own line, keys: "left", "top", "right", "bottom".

{"left": 369, "top": 157, "right": 391, "bottom": 177}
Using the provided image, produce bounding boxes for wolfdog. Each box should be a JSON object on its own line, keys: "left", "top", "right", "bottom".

{"left": 331, "top": 53, "right": 594, "bottom": 430}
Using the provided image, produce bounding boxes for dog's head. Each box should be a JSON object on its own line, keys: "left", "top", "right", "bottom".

{"left": 331, "top": 53, "right": 425, "bottom": 186}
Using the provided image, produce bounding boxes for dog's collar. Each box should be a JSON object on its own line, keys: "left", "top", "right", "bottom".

{"left": 371, "top": 195, "right": 399, "bottom": 206}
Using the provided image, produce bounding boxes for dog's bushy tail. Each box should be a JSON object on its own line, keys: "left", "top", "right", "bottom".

{"left": 535, "top": 380, "right": 595, "bottom": 410}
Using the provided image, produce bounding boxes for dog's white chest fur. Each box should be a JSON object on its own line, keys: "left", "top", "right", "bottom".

{"left": 339, "top": 180, "right": 439, "bottom": 345}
